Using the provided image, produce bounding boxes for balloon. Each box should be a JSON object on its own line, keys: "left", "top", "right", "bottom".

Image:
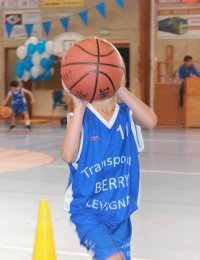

{"left": 15, "top": 67, "right": 24, "bottom": 79}
{"left": 40, "top": 38, "right": 47, "bottom": 44}
{"left": 24, "top": 56, "right": 33, "bottom": 71}
{"left": 16, "top": 60, "right": 25, "bottom": 70}
{"left": 32, "top": 52, "right": 41, "bottom": 66}
{"left": 50, "top": 68, "right": 54, "bottom": 76}
{"left": 40, "top": 57, "right": 50, "bottom": 69}
{"left": 23, "top": 70, "right": 31, "bottom": 82}
{"left": 46, "top": 41, "right": 54, "bottom": 54}
{"left": 16, "top": 46, "right": 27, "bottom": 60}
{"left": 36, "top": 41, "right": 45, "bottom": 54}
{"left": 28, "top": 36, "right": 38, "bottom": 45}
{"left": 43, "top": 69, "right": 51, "bottom": 80}
{"left": 31, "top": 65, "right": 41, "bottom": 78}
{"left": 40, "top": 52, "right": 50, "bottom": 59}
{"left": 27, "top": 43, "right": 36, "bottom": 55}
{"left": 16, "top": 38, "right": 55, "bottom": 82}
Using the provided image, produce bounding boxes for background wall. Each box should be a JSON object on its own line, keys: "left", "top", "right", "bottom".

{"left": 0, "top": 0, "right": 140, "bottom": 117}
{"left": 155, "top": 1, "right": 200, "bottom": 76}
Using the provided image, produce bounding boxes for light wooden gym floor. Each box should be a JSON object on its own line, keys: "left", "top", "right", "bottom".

{"left": 0, "top": 122, "right": 200, "bottom": 260}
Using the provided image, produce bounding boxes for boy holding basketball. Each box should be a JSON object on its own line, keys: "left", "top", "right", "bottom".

{"left": 2, "top": 80, "right": 35, "bottom": 130}
{"left": 61, "top": 74, "right": 157, "bottom": 259}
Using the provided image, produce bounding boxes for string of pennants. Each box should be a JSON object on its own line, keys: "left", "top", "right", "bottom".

{"left": 5, "top": 0, "right": 124, "bottom": 38}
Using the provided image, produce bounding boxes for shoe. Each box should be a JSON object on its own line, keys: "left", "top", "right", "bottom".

{"left": 26, "top": 125, "right": 32, "bottom": 131}
{"left": 9, "top": 125, "right": 15, "bottom": 130}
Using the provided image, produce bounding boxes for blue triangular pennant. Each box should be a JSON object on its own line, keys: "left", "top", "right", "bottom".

{"left": 60, "top": 17, "right": 69, "bottom": 32}
{"left": 24, "top": 24, "right": 33, "bottom": 38}
{"left": 5, "top": 23, "right": 14, "bottom": 38}
{"left": 95, "top": 2, "right": 106, "bottom": 18}
{"left": 78, "top": 10, "right": 88, "bottom": 25}
{"left": 115, "top": 0, "right": 124, "bottom": 8}
{"left": 42, "top": 21, "right": 52, "bottom": 36}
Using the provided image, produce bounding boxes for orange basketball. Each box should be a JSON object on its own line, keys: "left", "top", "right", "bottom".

{"left": 1, "top": 106, "right": 12, "bottom": 119}
{"left": 61, "top": 37, "right": 125, "bottom": 102}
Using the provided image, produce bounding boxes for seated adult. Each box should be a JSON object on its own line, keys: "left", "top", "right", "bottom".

{"left": 178, "top": 55, "right": 200, "bottom": 107}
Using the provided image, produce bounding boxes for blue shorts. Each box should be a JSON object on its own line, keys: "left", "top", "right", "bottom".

{"left": 12, "top": 103, "right": 27, "bottom": 113}
{"left": 79, "top": 218, "right": 132, "bottom": 260}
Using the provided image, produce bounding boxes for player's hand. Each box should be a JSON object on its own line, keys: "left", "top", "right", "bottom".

{"left": 62, "top": 80, "right": 88, "bottom": 110}
{"left": 120, "top": 73, "right": 127, "bottom": 87}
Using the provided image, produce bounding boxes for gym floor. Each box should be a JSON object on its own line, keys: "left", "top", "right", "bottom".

{"left": 0, "top": 122, "right": 200, "bottom": 260}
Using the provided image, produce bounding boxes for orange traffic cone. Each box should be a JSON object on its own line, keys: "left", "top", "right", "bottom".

{"left": 32, "top": 199, "right": 56, "bottom": 260}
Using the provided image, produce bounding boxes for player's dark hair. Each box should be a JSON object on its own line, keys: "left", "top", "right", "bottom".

{"left": 184, "top": 55, "right": 192, "bottom": 62}
{"left": 10, "top": 80, "right": 19, "bottom": 87}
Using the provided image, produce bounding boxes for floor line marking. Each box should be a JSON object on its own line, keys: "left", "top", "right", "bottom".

{"left": 141, "top": 169, "right": 200, "bottom": 176}
{"left": 143, "top": 138, "right": 200, "bottom": 144}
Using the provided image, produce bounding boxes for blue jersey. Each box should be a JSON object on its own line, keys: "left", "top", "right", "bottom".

{"left": 9, "top": 88, "right": 26, "bottom": 105}
{"left": 64, "top": 103, "right": 144, "bottom": 231}
{"left": 179, "top": 64, "right": 200, "bottom": 79}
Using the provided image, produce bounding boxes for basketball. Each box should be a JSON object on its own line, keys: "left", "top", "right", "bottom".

{"left": 61, "top": 37, "right": 125, "bottom": 102}
{"left": 1, "top": 106, "right": 12, "bottom": 119}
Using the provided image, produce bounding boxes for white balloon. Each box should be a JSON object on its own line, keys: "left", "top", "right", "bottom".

{"left": 50, "top": 68, "right": 54, "bottom": 75}
{"left": 25, "top": 39, "right": 31, "bottom": 47}
{"left": 16, "top": 46, "right": 27, "bottom": 60}
{"left": 23, "top": 70, "right": 31, "bottom": 82}
{"left": 31, "top": 66, "right": 40, "bottom": 78}
{"left": 28, "top": 36, "right": 38, "bottom": 45}
{"left": 40, "top": 52, "right": 50, "bottom": 59}
{"left": 46, "top": 41, "right": 54, "bottom": 54}
{"left": 38, "top": 66, "right": 44, "bottom": 75}
{"left": 32, "top": 52, "right": 41, "bottom": 66}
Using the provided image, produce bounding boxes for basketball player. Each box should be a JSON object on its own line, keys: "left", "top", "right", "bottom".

{"left": 2, "top": 80, "right": 35, "bottom": 130}
{"left": 61, "top": 75, "right": 157, "bottom": 260}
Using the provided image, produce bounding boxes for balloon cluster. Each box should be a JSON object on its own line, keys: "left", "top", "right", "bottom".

{"left": 15, "top": 37, "right": 55, "bottom": 82}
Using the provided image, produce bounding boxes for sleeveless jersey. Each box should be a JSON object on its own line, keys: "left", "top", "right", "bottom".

{"left": 9, "top": 88, "right": 26, "bottom": 105}
{"left": 64, "top": 103, "right": 144, "bottom": 229}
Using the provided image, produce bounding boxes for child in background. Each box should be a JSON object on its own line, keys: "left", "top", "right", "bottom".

{"left": 61, "top": 75, "right": 157, "bottom": 260}
{"left": 2, "top": 80, "right": 35, "bottom": 130}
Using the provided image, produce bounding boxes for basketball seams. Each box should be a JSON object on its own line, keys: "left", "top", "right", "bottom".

{"left": 73, "top": 43, "right": 115, "bottom": 58}
{"left": 65, "top": 71, "right": 96, "bottom": 91}
{"left": 90, "top": 39, "right": 100, "bottom": 102}
{"left": 62, "top": 62, "right": 124, "bottom": 70}
{"left": 61, "top": 37, "right": 124, "bottom": 102}
{"left": 99, "top": 71, "right": 116, "bottom": 91}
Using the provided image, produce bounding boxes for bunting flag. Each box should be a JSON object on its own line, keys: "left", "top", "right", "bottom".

{"left": 60, "top": 17, "right": 69, "bottom": 32}
{"left": 78, "top": 10, "right": 88, "bottom": 25}
{"left": 24, "top": 24, "right": 34, "bottom": 38}
{"left": 5, "top": 23, "right": 14, "bottom": 38}
{"left": 115, "top": 0, "right": 124, "bottom": 8}
{"left": 6, "top": 0, "right": 125, "bottom": 38}
{"left": 95, "top": 2, "right": 106, "bottom": 18}
{"left": 42, "top": 21, "right": 52, "bottom": 36}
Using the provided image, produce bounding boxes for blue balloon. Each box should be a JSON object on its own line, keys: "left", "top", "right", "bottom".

{"left": 40, "top": 38, "right": 47, "bottom": 44}
{"left": 16, "top": 60, "right": 24, "bottom": 70}
{"left": 40, "top": 57, "right": 49, "bottom": 69}
{"left": 37, "top": 41, "right": 45, "bottom": 54}
{"left": 43, "top": 70, "right": 51, "bottom": 80}
{"left": 15, "top": 67, "right": 24, "bottom": 78}
{"left": 27, "top": 43, "right": 36, "bottom": 55}
{"left": 24, "top": 56, "right": 33, "bottom": 71}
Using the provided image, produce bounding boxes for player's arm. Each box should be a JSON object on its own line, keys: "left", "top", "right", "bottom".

{"left": 61, "top": 93, "right": 88, "bottom": 163}
{"left": 116, "top": 84, "right": 157, "bottom": 129}
{"left": 2, "top": 92, "right": 11, "bottom": 107}
{"left": 24, "top": 89, "right": 36, "bottom": 104}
